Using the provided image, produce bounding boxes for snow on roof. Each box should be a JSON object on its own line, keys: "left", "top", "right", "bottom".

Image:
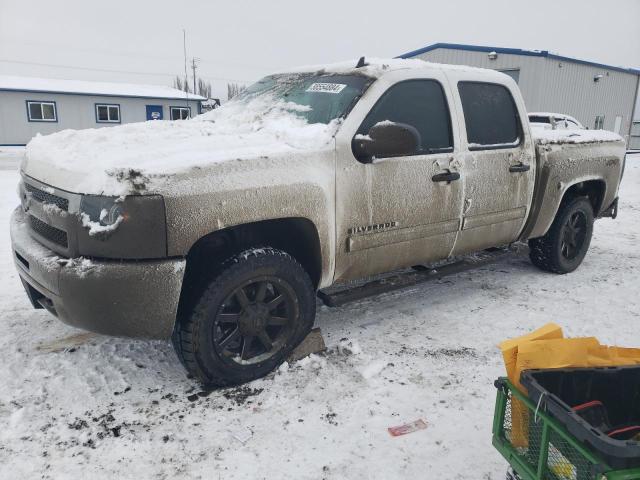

{"left": 0, "top": 75, "right": 206, "bottom": 100}
{"left": 397, "top": 43, "right": 640, "bottom": 76}
{"left": 280, "top": 57, "right": 500, "bottom": 79}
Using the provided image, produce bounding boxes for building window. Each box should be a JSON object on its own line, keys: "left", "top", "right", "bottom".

{"left": 594, "top": 115, "right": 605, "bottom": 130}
{"left": 27, "top": 101, "right": 57, "bottom": 122}
{"left": 458, "top": 82, "right": 521, "bottom": 149}
{"left": 96, "top": 104, "right": 120, "bottom": 123}
{"left": 170, "top": 107, "right": 191, "bottom": 120}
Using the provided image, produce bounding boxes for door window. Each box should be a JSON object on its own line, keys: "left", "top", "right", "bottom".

{"left": 356, "top": 80, "right": 453, "bottom": 156}
{"left": 458, "top": 82, "right": 521, "bottom": 149}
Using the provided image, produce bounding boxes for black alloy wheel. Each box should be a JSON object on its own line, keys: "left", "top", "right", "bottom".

{"left": 528, "top": 196, "right": 594, "bottom": 274}
{"left": 214, "top": 277, "right": 297, "bottom": 365}
{"left": 172, "top": 247, "right": 316, "bottom": 386}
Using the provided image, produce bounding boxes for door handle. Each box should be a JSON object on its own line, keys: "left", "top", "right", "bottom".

{"left": 509, "top": 163, "right": 531, "bottom": 173}
{"left": 432, "top": 171, "right": 461, "bottom": 183}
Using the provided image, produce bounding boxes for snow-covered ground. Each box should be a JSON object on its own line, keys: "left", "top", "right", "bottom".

{"left": 0, "top": 146, "right": 24, "bottom": 171}
{"left": 0, "top": 154, "right": 638, "bottom": 480}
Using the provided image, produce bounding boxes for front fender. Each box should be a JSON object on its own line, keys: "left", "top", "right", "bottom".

{"left": 162, "top": 151, "right": 336, "bottom": 287}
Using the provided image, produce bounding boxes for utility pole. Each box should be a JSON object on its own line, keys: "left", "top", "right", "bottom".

{"left": 191, "top": 57, "right": 200, "bottom": 96}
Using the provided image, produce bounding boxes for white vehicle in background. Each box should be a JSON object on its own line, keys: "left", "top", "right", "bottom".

{"left": 529, "top": 112, "right": 585, "bottom": 130}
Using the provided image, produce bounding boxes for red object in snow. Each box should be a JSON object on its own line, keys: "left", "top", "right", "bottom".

{"left": 388, "top": 419, "right": 428, "bottom": 437}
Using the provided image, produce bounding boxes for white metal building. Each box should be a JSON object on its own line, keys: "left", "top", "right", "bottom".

{"left": 398, "top": 43, "right": 640, "bottom": 146}
{"left": 0, "top": 75, "right": 205, "bottom": 145}
{"left": 631, "top": 121, "right": 640, "bottom": 150}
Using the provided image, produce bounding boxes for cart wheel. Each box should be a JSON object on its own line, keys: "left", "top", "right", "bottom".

{"left": 506, "top": 468, "right": 521, "bottom": 480}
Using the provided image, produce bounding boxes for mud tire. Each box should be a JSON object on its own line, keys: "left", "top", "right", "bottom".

{"left": 528, "top": 196, "right": 594, "bottom": 274}
{"left": 172, "top": 247, "right": 316, "bottom": 387}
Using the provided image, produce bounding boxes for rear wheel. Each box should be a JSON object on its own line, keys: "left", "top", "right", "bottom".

{"left": 528, "top": 196, "right": 594, "bottom": 274}
{"left": 173, "top": 247, "right": 316, "bottom": 386}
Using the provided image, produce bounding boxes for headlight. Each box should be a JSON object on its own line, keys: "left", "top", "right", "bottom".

{"left": 80, "top": 196, "right": 125, "bottom": 228}
{"left": 77, "top": 195, "right": 167, "bottom": 259}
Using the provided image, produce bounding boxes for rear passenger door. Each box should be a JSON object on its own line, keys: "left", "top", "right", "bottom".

{"left": 448, "top": 79, "right": 535, "bottom": 255}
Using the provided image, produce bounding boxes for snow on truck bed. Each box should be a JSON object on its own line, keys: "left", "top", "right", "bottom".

{"left": 532, "top": 128, "right": 623, "bottom": 145}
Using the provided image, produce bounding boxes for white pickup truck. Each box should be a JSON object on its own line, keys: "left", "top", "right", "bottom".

{"left": 11, "top": 58, "right": 626, "bottom": 385}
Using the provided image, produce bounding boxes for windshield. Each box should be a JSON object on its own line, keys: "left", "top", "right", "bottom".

{"left": 234, "top": 73, "right": 374, "bottom": 124}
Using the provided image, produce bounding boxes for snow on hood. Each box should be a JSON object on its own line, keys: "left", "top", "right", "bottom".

{"left": 23, "top": 97, "right": 339, "bottom": 196}
{"left": 532, "top": 128, "right": 624, "bottom": 145}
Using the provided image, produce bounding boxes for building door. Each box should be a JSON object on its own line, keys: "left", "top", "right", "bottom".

{"left": 614, "top": 116, "right": 622, "bottom": 134}
{"left": 146, "top": 105, "right": 163, "bottom": 121}
{"left": 334, "top": 76, "right": 464, "bottom": 282}
{"left": 450, "top": 80, "right": 535, "bottom": 255}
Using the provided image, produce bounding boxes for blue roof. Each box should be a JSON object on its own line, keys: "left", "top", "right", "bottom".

{"left": 397, "top": 43, "right": 640, "bottom": 76}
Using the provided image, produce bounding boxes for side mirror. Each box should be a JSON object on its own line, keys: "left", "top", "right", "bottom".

{"left": 352, "top": 121, "right": 421, "bottom": 163}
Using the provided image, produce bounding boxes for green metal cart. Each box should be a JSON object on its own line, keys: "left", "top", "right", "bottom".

{"left": 492, "top": 378, "right": 640, "bottom": 480}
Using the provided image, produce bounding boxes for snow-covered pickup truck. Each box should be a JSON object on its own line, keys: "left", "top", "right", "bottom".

{"left": 11, "top": 58, "right": 626, "bottom": 386}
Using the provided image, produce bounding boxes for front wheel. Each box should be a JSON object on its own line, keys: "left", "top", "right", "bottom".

{"left": 173, "top": 247, "right": 316, "bottom": 386}
{"left": 528, "top": 196, "right": 594, "bottom": 274}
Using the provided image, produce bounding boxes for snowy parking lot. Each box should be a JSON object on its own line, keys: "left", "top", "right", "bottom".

{"left": 0, "top": 152, "right": 638, "bottom": 480}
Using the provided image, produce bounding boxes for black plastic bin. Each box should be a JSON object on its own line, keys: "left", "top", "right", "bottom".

{"left": 521, "top": 365, "right": 640, "bottom": 470}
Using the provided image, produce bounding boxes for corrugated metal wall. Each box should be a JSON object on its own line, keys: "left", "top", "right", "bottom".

{"left": 414, "top": 48, "right": 639, "bottom": 144}
{"left": 631, "top": 121, "right": 640, "bottom": 150}
{"left": 413, "top": 49, "right": 548, "bottom": 108}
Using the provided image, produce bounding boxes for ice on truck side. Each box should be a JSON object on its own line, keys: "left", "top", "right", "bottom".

{"left": 11, "top": 58, "right": 626, "bottom": 386}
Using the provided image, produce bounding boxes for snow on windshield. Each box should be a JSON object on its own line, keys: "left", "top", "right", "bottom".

{"left": 211, "top": 73, "right": 373, "bottom": 125}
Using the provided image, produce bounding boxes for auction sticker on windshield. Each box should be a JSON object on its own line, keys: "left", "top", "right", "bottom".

{"left": 306, "top": 83, "right": 347, "bottom": 94}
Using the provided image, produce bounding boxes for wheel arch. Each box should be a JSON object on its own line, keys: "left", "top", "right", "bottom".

{"left": 562, "top": 179, "right": 607, "bottom": 215}
{"left": 177, "top": 217, "right": 323, "bottom": 317}
{"left": 524, "top": 176, "right": 607, "bottom": 240}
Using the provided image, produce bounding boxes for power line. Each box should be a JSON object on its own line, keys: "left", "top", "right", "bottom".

{"left": 0, "top": 58, "right": 255, "bottom": 84}
{"left": 1, "top": 35, "right": 279, "bottom": 71}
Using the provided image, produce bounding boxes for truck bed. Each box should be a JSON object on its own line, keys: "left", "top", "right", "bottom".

{"left": 520, "top": 128, "right": 626, "bottom": 240}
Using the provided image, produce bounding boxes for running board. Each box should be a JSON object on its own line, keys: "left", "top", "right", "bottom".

{"left": 317, "top": 246, "right": 520, "bottom": 307}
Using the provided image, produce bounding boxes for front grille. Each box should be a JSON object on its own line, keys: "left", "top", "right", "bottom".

{"left": 28, "top": 215, "right": 68, "bottom": 248}
{"left": 25, "top": 184, "right": 69, "bottom": 211}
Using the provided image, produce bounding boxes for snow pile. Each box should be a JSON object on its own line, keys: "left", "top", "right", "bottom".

{"left": 24, "top": 96, "right": 341, "bottom": 195}
{"left": 533, "top": 128, "right": 623, "bottom": 145}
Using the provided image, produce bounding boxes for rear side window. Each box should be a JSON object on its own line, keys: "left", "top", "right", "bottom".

{"left": 458, "top": 82, "right": 520, "bottom": 149}
{"left": 358, "top": 79, "right": 453, "bottom": 155}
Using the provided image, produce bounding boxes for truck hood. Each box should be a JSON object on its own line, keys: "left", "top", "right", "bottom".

{"left": 22, "top": 98, "right": 340, "bottom": 196}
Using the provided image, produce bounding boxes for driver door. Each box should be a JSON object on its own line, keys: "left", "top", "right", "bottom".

{"left": 333, "top": 75, "right": 464, "bottom": 282}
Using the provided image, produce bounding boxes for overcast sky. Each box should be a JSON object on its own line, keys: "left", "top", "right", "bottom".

{"left": 1, "top": 0, "right": 639, "bottom": 113}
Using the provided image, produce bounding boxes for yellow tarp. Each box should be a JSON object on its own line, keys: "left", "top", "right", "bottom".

{"left": 499, "top": 323, "right": 640, "bottom": 447}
